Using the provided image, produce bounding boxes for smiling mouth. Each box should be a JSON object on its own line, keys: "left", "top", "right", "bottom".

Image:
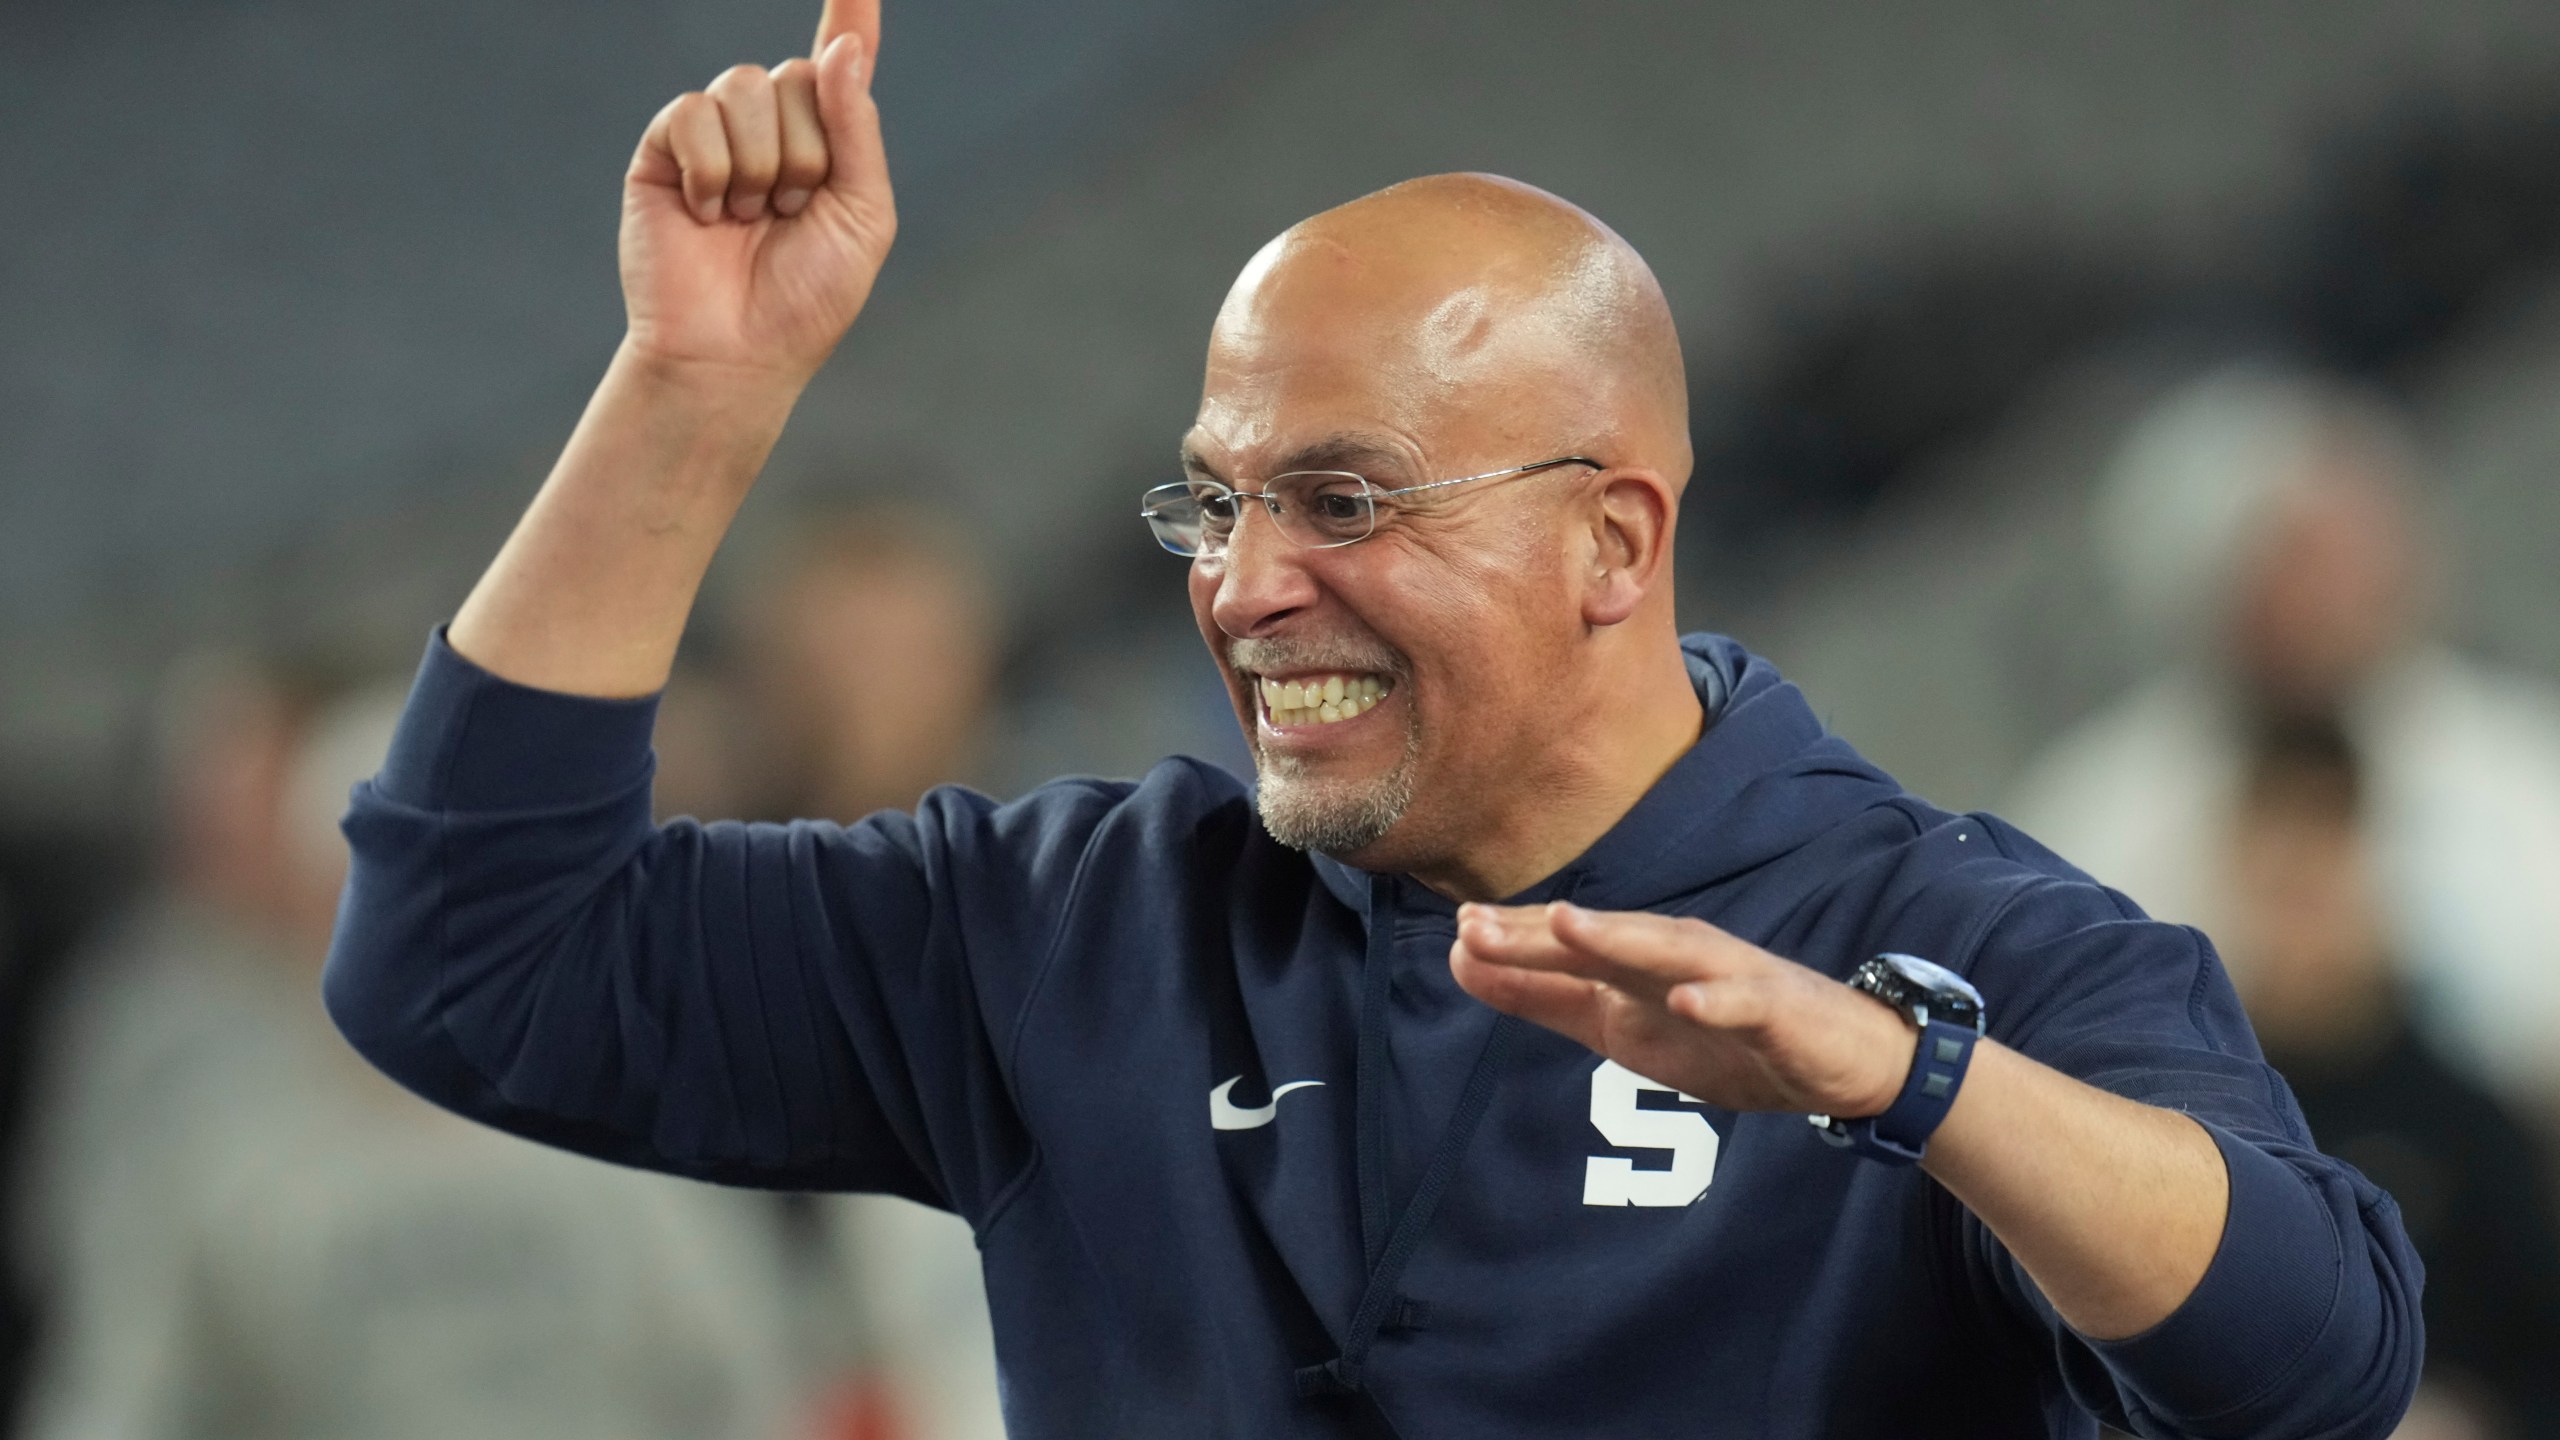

{"left": 1253, "top": 672, "right": 1393, "bottom": 728}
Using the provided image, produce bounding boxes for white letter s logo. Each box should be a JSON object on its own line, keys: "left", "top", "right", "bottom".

{"left": 1582, "top": 1060, "right": 1719, "bottom": 1207}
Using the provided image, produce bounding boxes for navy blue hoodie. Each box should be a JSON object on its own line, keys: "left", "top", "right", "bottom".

{"left": 325, "top": 631, "right": 2422, "bottom": 1438}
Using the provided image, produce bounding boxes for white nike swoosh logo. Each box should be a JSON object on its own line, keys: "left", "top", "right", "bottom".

{"left": 1209, "top": 1076, "right": 1325, "bottom": 1131}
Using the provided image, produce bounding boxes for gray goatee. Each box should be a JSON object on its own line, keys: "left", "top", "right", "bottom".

{"left": 1228, "top": 636, "right": 1418, "bottom": 855}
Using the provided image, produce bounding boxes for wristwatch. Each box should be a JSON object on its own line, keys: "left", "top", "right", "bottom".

{"left": 1809, "top": 953, "right": 1986, "bottom": 1165}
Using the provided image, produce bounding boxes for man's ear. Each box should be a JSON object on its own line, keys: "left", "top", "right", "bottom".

{"left": 1581, "top": 469, "right": 1675, "bottom": 628}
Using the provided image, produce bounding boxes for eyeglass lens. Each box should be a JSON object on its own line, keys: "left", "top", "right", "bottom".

{"left": 1143, "top": 472, "right": 1378, "bottom": 556}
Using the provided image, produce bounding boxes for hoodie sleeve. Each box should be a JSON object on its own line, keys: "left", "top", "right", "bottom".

{"left": 320, "top": 631, "right": 1130, "bottom": 1218}
{"left": 1955, "top": 817, "right": 2424, "bottom": 1440}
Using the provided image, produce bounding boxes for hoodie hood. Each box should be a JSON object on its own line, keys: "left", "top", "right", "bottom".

{"left": 1311, "top": 632, "right": 1904, "bottom": 915}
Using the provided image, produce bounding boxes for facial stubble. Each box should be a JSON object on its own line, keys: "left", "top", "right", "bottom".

{"left": 1252, "top": 706, "right": 1421, "bottom": 855}
{"left": 1228, "top": 635, "right": 1421, "bottom": 855}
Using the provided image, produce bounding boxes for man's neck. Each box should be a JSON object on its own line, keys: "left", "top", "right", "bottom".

{"left": 1401, "top": 641, "right": 1706, "bottom": 902}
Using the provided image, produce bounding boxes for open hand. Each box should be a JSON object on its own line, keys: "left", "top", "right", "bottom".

{"left": 620, "top": 0, "right": 895, "bottom": 382}
{"left": 1451, "top": 903, "right": 1919, "bottom": 1118}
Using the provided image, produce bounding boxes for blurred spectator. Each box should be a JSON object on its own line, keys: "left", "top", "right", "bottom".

{"left": 2222, "top": 714, "right": 2560, "bottom": 1439}
{"left": 2009, "top": 366, "right": 2560, "bottom": 1113}
{"left": 0, "top": 824, "right": 135, "bottom": 1426}
{"left": 728, "top": 508, "right": 1010, "bottom": 1440}
{"left": 742, "top": 510, "right": 1001, "bottom": 823}
{"left": 12, "top": 656, "right": 797, "bottom": 1440}
{"left": 652, "top": 660, "right": 763, "bottom": 828}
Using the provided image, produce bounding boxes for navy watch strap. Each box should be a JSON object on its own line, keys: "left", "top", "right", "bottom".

{"left": 1815, "top": 1017, "right": 1980, "bottom": 1165}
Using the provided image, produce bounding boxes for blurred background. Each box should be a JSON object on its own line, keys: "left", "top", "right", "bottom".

{"left": 11, "top": 0, "right": 2560, "bottom": 1435}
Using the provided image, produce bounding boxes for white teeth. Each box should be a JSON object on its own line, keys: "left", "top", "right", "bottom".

{"left": 1322, "top": 675, "right": 1345, "bottom": 704}
{"left": 1318, "top": 701, "right": 1342, "bottom": 722}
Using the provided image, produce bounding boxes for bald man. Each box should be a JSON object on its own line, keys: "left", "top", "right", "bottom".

{"left": 325, "top": 7, "right": 2421, "bottom": 1437}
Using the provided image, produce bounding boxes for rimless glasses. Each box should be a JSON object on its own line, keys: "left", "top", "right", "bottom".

{"left": 1140, "top": 456, "right": 1602, "bottom": 558}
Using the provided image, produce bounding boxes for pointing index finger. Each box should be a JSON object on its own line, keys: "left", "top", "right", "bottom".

{"left": 814, "top": 0, "right": 880, "bottom": 60}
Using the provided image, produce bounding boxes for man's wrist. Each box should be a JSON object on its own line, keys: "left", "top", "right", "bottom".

{"left": 1810, "top": 954, "right": 1987, "bottom": 1163}
{"left": 591, "top": 339, "right": 810, "bottom": 504}
{"left": 1837, "top": 990, "right": 1921, "bottom": 1118}
{"left": 609, "top": 335, "right": 816, "bottom": 417}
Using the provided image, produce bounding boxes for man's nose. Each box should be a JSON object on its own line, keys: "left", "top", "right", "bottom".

{"left": 1208, "top": 504, "right": 1319, "bottom": 639}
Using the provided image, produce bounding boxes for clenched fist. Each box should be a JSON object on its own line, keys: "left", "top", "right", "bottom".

{"left": 621, "top": 0, "right": 895, "bottom": 383}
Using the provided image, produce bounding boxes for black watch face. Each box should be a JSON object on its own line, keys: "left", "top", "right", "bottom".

{"left": 1868, "top": 953, "right": 1985, "bottom": 1029}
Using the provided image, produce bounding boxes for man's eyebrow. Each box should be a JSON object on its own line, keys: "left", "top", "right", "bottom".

{"left": 1178, "top": 433, "right": 1411, "bottom": 485}
{"left": 1271, "top": 434, "right": 1410, "bottom": 479}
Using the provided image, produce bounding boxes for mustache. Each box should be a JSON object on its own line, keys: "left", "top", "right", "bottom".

{"left": 1225, "top": 634, "right": 1408, "bottom": 678}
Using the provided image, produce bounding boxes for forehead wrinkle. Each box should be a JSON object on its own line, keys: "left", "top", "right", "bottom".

{"left": 1184, "top": 430, "right": 1415, "bottom": 485}
{"left": 1271, "top": 432, "right": 1412, "bottom": 479}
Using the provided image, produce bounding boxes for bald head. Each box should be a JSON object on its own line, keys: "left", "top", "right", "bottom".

{"left": 1204, "top": 173, "right": 1690, "bottom": 483}
{"left": 1183, "top": 176, "right": 1709, "bottom": 894}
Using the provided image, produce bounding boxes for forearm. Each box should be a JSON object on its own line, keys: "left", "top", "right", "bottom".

{"left": 1451, "top": 902, "right": 2418, "bottom": 1431}
{"left": 448, "top": 342, "right": 803, "bottom": 697}
{"left": 1922, "top": 1039, "right": 2228, "bottom": 1339}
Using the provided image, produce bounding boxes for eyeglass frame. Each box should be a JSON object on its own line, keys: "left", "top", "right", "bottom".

{"left": 1139, "top": 454, "right": 1604, "bottom": 557}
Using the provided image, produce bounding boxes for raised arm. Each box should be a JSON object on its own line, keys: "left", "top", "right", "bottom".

{"left": 449, "top": 0, "right": 892, "bottom": 697}
{"left": 325, "top": 2, "right": 1088, "bottom": 1211}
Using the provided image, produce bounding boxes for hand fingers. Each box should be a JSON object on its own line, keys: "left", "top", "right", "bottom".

{"left": 770, "top": 59, "right": 827, "bottom": 217}
{"left": 631, "top": 40, "right": 887, "bottom": 242}
{"left": 704, "top": 65, "right": 781, "bottom": 222}
{"left": 1453, "top": 903, "right": 1581, "bottom": 969}
{"left": 814, "top": 0, "right": 881, "bottom": 60}
{"left": 813, "top": 32, "right": 895, "bottom": 228}
{"left": 1668, "top": 975, "right": 1776, "bottom": 1032}
{"left": 1453, "top": 904, "right": 1668, "bottom": 1001}
{"left": 638, "top": 91, "right": 733, "bottom": 224}
{"left": 1450, "top": 940, "right": 1611, "bottom": 1050}
{"left": 1456, "top": 902, "right": 1752, "bottom": 998}
{"left": 1552, "top": 904, "right": 1761, "bottom": 986}
{"left": 1457, "top": 903, "right": 1785, "bottom": 1032}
